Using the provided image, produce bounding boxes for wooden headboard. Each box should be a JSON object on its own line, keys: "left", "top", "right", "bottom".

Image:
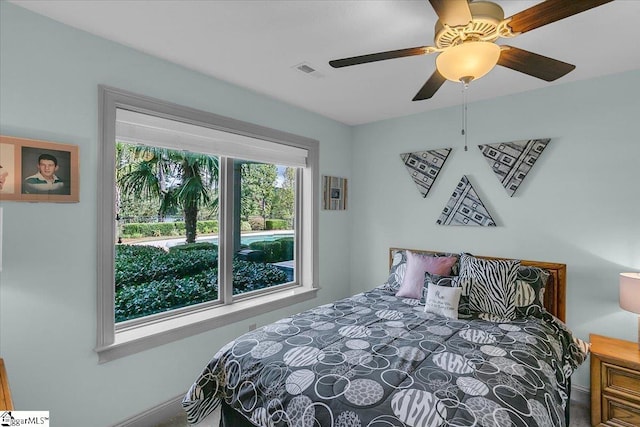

{"left": 389, "top": 248, "right": 567, "bottom": 322}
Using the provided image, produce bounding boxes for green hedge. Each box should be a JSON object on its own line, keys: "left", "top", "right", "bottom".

{"left": 174, "top": 222, "right": 186, "bottom": 234}
{"left": 265, "top": 219, "right": 289, "bottom": 230}
{"left": 247, "top": 237, "right": 294, "bottom": 262}
{"left": 115, "top": 271, "right": 218, "bottom": 321}
{"left": 248, "top": 217, "right": 265, "bottom": 231}
{"left": 115, "top": 244, "right": 218, "bottom": 288}
{"left": 120, "top": 220, "right": 218, "bottom": 238}
{"left": 115, "top": 245, "right": 287, "bottom": 322}
{"left": 249, "top": 241, "right": 279, "bottom": 262}
{"left": 232, "top": 260, "right": 288, "bottom": 294}
{"left": 277, "top": 237, "right": 294, "bottom": 260}
{"left": 197, "top": 221, "right": 219, "bottom": 234}
{"left": 169, "top": 242, "right": 218, "bottom": 252}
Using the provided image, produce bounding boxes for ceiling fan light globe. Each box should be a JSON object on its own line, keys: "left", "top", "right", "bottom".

{"left": 436, "top": 41, "right": 501, "bottom": 83}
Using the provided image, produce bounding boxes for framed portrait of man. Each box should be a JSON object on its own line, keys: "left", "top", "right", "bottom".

{"left": 0, "top": 135, "right": 79, "bottom": 202}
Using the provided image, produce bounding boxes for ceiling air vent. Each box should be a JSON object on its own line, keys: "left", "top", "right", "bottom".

{"left": 297, "top": 64, "right": 315, "bottom": 73}
{"left": 292, "top": 62, "right": 324, "bottom": 78}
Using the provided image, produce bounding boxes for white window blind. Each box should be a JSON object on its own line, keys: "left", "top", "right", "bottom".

{"left": 115, "top": 108, "right": 308, "bottom": 167}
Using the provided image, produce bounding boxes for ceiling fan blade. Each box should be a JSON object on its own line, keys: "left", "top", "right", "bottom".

{"left": 429, "top": 0, "right": 472, "bottom": 27}
{"left": 506, "top": 0, "right": 614, "bottom": 34}
{"left": 329, "top": 46, "right": 432, "bottom": 68}
{"left": 412, "top": 70, "right": 446, "bottom": 101}
{"left": 497, "top": 46, "right": 575, "bottom": 81}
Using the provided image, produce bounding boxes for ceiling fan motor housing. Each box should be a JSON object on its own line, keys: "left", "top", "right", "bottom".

{"left": 434, "top": 1, "right": 505, "bottom": 48}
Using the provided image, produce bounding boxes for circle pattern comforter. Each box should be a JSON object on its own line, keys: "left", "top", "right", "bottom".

{"left": 183, "top": 286, "right": 588, "bottom": 427}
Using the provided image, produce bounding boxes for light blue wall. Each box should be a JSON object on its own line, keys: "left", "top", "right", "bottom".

{"left": 350, "top": 69, "right": 640, "bottom": 389}
{"left": 0, "top": 3, "right": 352, "bottom": 426}
{"left": 2, "top": 2, "right": 639, "bottom": 424}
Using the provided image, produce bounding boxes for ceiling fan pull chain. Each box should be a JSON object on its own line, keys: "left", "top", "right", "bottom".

{"left": 461, "top": 81, "right": 469, "bottom": 151}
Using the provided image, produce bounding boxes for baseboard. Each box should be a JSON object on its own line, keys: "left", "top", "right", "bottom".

{"left": 111, "top": 394, "right": 184, "bottom": 427}
{"left": 571, "top": 384, "right": 590, "bottom": 406}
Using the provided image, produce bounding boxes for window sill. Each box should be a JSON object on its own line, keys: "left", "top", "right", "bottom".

{"left": 96, "top": 286, "right": 318, "bottom": 363}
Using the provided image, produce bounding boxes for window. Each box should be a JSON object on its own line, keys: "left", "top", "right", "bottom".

{"left": 97, "top": 86, "right": 319, "bottom": 362}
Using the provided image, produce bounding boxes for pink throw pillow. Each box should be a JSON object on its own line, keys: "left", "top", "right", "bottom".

{"left": 395, "top": 251, "right": 457, "bottom": 299}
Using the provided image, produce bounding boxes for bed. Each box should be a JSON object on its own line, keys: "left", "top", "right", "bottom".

{"left": 183, "top": 248, "right": 588, "bottom": 427}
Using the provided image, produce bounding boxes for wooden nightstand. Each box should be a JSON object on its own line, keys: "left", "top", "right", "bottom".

{"left": 0, "top": 358, "right": 13, "bottom": 410}
{"left": 590, "top": 334, "right": 640, "bottom": 426}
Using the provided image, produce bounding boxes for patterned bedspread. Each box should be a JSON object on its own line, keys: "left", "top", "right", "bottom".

{"left": 183, "top": 286, "right": 587, "bottom": 426}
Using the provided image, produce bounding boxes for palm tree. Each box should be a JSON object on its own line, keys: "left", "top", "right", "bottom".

{"left": 116, "top": 143, "right": 219, "bottom": 243}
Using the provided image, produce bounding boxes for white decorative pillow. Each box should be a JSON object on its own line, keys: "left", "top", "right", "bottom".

{"left": 424, "top": 284, "right": 462, "bottom": 319}
{"left": 458, "top": 253, "right": 520, "bottom": 320}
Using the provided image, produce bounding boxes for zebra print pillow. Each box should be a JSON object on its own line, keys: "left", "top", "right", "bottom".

{"left": 458, "top": 253, "right": 520, "bottom": 320}
{"left": 515, "top": 266, "right": 550, "bottom": 318}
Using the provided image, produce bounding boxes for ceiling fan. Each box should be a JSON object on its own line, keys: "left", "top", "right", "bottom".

{"left": 329, "top": 0, "right": 614, "bottom": 101}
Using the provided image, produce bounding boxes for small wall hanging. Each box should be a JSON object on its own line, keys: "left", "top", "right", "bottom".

{"left": 322, "top": 175, "right": 347, "bottom": 210}
{"left": 478, "top": 138, "right": 550, "bottom": 197}
{"left": 400, "top": 148, "right": 451, "bottom": 197}
{"left": 0, "top": 135, "right": 79, "bottom": 203}
{"left": 437, "top": 175, "right": 496, "bottom": 226}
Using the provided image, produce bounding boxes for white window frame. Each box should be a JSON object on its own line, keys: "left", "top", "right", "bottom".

{"left": 96, "top": 86, "right": 319, "bottom": 363}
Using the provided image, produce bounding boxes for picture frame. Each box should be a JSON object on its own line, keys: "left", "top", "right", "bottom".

{"left": 0, "top": 135, "right": 79, "bottom": 202}
{"left": 322, "top": 175, "right": 347, "bottom": 210}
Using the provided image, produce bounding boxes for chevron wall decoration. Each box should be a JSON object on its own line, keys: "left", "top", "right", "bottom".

{"left": 400, "top": 148, "right": 451, "bottom": 197}
{"left": 478, "top": 138, "right": 550, "bottom": 197}
{"left": 437, "top": 175, "right": 496, "bottom": 226}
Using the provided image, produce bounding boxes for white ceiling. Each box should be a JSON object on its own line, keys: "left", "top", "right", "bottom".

{"left": 10, "top": 0, "right": 640, "bottom": 125}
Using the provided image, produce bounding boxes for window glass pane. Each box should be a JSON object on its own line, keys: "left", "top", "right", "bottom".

{"left": 114, "top": 141, "right": 220, "bottom": 322}
{"left": 233, "top": 161, "right": 296, "bottom": 295}
{"left": 98, "top": 88, "right": 318, "bottom": 359}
